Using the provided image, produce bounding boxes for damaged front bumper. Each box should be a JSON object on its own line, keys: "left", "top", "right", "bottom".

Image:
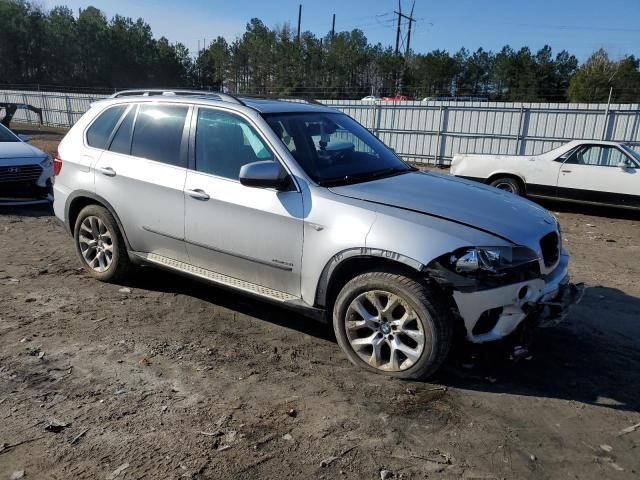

{"left": 450, "top": 252, "right": 584, "bottom": 343}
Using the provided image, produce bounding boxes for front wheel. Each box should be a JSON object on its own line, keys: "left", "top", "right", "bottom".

{"left": 333, "top": 272, "right": 453, "bottom": 380}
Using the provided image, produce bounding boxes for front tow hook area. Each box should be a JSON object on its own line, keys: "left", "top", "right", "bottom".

{"left": 509, "top": 283, "right": 585, "bottom": 363}
{"left": 537, "top": 282, "right": 585, "bottom": 328}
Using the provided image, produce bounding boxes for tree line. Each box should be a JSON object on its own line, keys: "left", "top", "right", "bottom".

{"left": 1, "top": 0, "right": 639, "bottom": 102}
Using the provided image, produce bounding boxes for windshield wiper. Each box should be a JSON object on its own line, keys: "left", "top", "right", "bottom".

{"left": 318, "top": 166, "right": 414, "bottom": 187}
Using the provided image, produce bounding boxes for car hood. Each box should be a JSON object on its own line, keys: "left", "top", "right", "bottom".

{"left": 329, "top": 171, "right": 557, "bottom": 245}
{"left": 0, "top": 141, "right": 46, "bottom": 162}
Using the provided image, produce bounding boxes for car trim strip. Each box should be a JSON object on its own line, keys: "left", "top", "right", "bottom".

{"left": 130, "top": 251, "right": 298, "bottom": 301}
{"left": 141, "top": 225, "right": 294, "bottom": 271}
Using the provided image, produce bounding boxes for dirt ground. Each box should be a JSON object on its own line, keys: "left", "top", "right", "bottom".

{"left": 1, "top": 128, "right": 640, "bottom": 479}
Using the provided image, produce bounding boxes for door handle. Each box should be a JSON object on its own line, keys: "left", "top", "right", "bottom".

{"left": 99, "top": 166, "right": 116, "bottom": 177}
{"left": 561, "top": 169, "right": 572, "bottom": 173}
{"left": 186, "top": 188, "right": 210, "bottom": 201}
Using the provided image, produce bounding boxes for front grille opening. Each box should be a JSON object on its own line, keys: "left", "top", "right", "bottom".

{"left": 472, "top": 307, "right": 503, "bottom": 336}
{"left": 0, "top": 164, "right": 42, "bottom": 183}
{"left": 540, "top": 231, "right": 559, "bottom": 267}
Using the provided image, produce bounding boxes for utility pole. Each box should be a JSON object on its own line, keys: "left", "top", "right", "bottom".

{"left": 331, "top": 14, "right": 335, "bottom": 40}
{"left": 394, "top": 0, "right": 402, "bottom": 55}
{"left": 394, "top": 1, "right": 416, "bottom": 56}
{"left": 405, "top": 1, "right": 415, "bottom": 57}
{"left": 297, "top": 4, "right": 302, "bottom": 42}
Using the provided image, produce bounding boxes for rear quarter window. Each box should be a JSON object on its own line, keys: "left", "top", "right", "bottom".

{"left": 86, "top": 105, "right": 127, "bottom": 149}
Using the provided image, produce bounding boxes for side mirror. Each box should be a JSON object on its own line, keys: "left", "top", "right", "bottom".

{"left": 18, "top": 133, "right": 30, "bottom": 142}
{"left": 618, "top": 159, "right": 632, "bottom": 171}
{"left": 239, "top": 161, "right": 289, "bottom": 190}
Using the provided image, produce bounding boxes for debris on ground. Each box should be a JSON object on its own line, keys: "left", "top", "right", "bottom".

{"left": 44, "top": 419, "right": 69, "bottom": 433}
{"left": 320, "top": 456, "right": 339, "bottom": 468}
{"left": 600, "top": 444, "right": 613, "bottom": 453}
{"left": 380, "top": 469, "right": 393, "bottom": 479}
{"left": 70, "top": 429, "right": 88, "bottom": 445}
{"left": 410, "top": 449, "right": 452, "bottom": 465}
{"left": 106, "top": 463, "right": 129, "bottom": 479}
{"left": 286, "top": 408, "right": 297, "bottom": 418}
{"left": 282, "top": 433, "right": 293, "bottom": 441}
{"left": 10, "top": 471, "right": 25, "bottom": 480}
{"left": 118, "top": 287, "right": 131, "bottom": 294}
{"left": 619, "top": 422, "right": 640, "bottom": 436}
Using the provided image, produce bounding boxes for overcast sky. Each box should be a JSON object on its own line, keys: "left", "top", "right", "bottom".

{"left": 41, "top": 0, "right": 640, "bottom": 62}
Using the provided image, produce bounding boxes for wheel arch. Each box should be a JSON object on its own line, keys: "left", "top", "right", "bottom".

{"left": 315, "top": 248, "right": 425, "bottom": 309}
{"left": 65, "top": 190, "right": 132, "bottom": 251}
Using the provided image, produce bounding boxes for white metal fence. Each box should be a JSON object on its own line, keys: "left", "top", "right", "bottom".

{"left": 323, "top": 100, "right": 640, "bottom": 164}
{"left": 2, "top": 89, "right": 639, "bottom": 165}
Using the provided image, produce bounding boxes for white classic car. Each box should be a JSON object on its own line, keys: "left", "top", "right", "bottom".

{"left": 450, "top": 140, "right": 640, "bottom": 210}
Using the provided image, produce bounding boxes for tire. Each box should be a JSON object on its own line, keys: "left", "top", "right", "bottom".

{"left": 73, "top": 204, "right": 131, "bottom": 282}
{"left": 489, "top": 176, "right": 523, "bottom": 196}
{"left": 333, "top": 271, "right": 453, "bottom": 380}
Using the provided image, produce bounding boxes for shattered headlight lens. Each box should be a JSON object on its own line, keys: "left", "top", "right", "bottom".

{"left": 450, "top": 246, "right": 539, "bottom": 275}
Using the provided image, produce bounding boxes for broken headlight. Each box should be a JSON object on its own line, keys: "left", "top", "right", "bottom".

{"left": 450, "top": 246, "right": 539, "bottom": 275}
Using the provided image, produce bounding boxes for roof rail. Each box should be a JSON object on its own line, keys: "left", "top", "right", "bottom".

{"left": 109, "top": 89, "right": 245, "bottom": 105}
{"left": 238, "top": 94, "right": 327, "bottom": 106}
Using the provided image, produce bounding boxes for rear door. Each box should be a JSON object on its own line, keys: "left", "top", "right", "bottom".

{"left": 94, "top": 102, "right": 191, "bottom": 261}
{"left": 556, "top": 144, "right": 640, "bottom": 208}
{"left": 183, "top": 106, "right": 304, "bottom": 296}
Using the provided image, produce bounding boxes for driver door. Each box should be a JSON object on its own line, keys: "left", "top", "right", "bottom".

{"left": 557, "top": 144, "right": 639, "bottom": 208}
{"left": 183, "top": 107, "right": 304, "bottom": 296}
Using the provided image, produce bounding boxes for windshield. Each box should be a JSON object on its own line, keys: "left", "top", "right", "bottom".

{"left": 0, "top": 124, "right": 19, "bottom": 142}
{"left": 621, "top": 144, "right": 640, "bottom": 165}
{"left": 264, "top": 112, "right": 413, "bottom": 186}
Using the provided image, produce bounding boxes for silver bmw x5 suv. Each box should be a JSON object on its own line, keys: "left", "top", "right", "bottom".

{"left": 53, "top": 90, "right": 582, "bottom": 379}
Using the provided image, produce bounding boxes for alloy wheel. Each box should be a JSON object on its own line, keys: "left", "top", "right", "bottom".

{"left": 345, "top": 290, "right": 425, "bottom": 371}
{"left": 78, "top": 215, "right": 114, "bottom": 272}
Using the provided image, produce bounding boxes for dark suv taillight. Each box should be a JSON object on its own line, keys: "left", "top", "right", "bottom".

{"left": 53, "top": 152, "right": 62, "bottom": 176}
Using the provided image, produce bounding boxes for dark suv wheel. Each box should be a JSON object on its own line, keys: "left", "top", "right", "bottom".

{"left": 73, "top": 204, "right": 131, "bottom": 282}
{"left": 333, "top": 271, "right": 453, "bottom": 379}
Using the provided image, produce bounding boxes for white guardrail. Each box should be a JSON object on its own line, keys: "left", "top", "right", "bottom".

{"left": 2, "top": 89, "right": 639, "bottom": 165}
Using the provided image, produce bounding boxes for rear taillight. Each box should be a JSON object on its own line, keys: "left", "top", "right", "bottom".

{"left": 53, "top": 152, "right": 62, "bottom": 176}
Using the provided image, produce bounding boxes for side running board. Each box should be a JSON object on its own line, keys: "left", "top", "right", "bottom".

{"left": 131, "top": 252, "right": 299, "bottom": 303}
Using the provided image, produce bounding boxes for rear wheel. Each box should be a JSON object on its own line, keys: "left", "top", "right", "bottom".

{"left": 489, "top": 176, "right": 523, "bottom": 196}
{"left": 333, "top": 271, "right": 453, "bottom": 379}
{"left": 73, "top": 204, "right": 131, "bottom": 282}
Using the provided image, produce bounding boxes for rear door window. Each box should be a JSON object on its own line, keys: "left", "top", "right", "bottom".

{"left": 86, "top": 105, "right": 126, "bottom": 149}
{"left": 131, "top": 104, "right": 189, "bottom": 166}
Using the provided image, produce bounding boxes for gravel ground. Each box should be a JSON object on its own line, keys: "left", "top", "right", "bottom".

{"left": 0, "top": 128, "right": 639, "bottom": 479}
